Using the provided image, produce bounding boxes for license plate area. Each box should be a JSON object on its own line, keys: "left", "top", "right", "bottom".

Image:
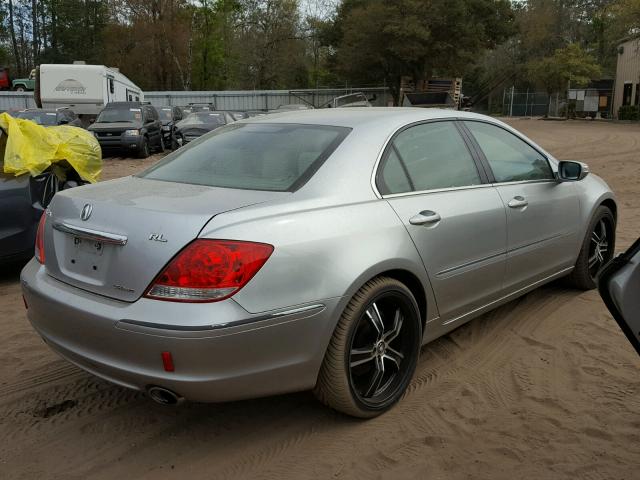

{"left": 74, "top": 237, "right": 104, "bottom": 256}
{"left": 62, "top": 235, "right": 111, "bottom": 281}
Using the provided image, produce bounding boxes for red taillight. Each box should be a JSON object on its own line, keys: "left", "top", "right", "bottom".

{"left": 161, "top": 352, "right": 175, "bottom": 372}
{"left": 35, "top": 212, "right": 46, "bottom": 264}
{"left": 145, "top": 239, "right": 274, "bottom": 302}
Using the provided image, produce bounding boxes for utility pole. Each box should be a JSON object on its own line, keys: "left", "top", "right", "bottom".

{"left": 566, "top": 78, "right": 571, "bottom": 119}
{"left": 509, "top": 85, "right": 514, "bottom": 117}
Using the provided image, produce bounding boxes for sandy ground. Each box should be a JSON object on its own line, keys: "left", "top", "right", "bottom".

{"left": 1, "top": 120, "right": 639, "bottom": 479}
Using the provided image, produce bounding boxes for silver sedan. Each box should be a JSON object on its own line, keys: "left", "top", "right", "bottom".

{"left": 21, "top": 108, "right": 616, "bottom": 417}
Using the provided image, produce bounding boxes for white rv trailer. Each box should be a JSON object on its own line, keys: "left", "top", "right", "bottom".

{"left": 36, "top": 63, "right": 143, "bottom": 123}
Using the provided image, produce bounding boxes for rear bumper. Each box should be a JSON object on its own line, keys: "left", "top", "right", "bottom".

{"left": 21, "top": 259, "right": 341, "bottom": 402}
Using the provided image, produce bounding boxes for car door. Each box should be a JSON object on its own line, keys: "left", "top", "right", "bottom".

{"left": 144, "top": 106, "right": 160, "bottom": 145}
{"left": 462, "top": 120, "right": 581, "bottom": 293}
{"left": 378, "top": 120, "right": 507, "bottom": 322}
{"left": 598, "top": 238, "right": 640, "bottom": 356}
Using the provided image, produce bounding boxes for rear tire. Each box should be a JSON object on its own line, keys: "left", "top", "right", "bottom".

{"left": 567, "top": 206, "right": 615, "bottom": 290}
{"left": 313, "top": 277, "right": 421, "bottom": 418}
{"left": 138, "top": 137, "right": 150, "bottom": 159}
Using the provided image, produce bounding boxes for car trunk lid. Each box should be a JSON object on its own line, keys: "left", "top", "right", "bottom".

{"left": 44, "top": 176, "right": 286, "bottom": 302}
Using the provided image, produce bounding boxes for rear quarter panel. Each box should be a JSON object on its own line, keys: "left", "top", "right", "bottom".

{"left": 199, "top": 197, "right": 438, "bottom": 324}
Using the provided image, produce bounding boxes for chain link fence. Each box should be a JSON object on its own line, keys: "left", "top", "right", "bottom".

{"left": 501, "top": 89, "right": 566, "bottom": 117}
{"left": 0, "top": 87, "right": 391, "bottom": 113}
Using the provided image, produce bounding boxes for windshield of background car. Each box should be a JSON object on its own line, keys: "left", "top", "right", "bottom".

{"left": 182, "top": 112, "right": 226, "bottom": 126}
{"left": 95, "top": 108, "right": 142, "bottom": 123}
{"left": 159, "top": 108, "right": 173, "bottom": 121}
{"left": 15, "top": 111, "right": 57, "bottom": 125}
{"left": 139, "top": 123, "right": 350, "bottom": 192}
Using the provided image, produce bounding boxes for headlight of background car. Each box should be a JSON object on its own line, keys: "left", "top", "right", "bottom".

{"left": 162, "top": 125, "right": 171, "bottom": 131}
{"left": 124, "top": 129, "right": 140, "bottom": 136}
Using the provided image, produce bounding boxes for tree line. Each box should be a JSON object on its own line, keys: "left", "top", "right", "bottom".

{"left": 0, "top": 0, "right": 639, "bottom": 102}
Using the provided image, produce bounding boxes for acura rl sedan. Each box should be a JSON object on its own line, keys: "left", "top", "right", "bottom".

{"left": 21, "top": 109, "right": 616, "bottom": 417}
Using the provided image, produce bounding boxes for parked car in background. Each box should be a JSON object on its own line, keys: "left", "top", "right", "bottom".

{"left": 1, "top": 170, "right": 47, "bottom": 263}
{"left": 21, "top": 108, "right": 616, "bottom": 417}
{"left": 0, "top": 67, "right": 11, "bottom": 90}
{"left": 188, "top": 102, "right": 215, "bottom": 112}
{"left": 12, "top": 69, "right": 35, "bottom": 91}
{"left": 274, "top": 103, "right": 314, "bottom": 111}
{"left": 1, "top": 114, "right": 98, "bottom": 264}
{"left": 229, "top": 111, "right": 250, "bottom": 121}
{"left": 176, "top": 106, "right": 193, "bottom": 116}
{"left": 14, "top": 108, "right": 83, "bottom": 127}
{"left": 158, "top": 106, "right": 183, "bottom": 149}
{"left": 174, "top": 111, "right": 233, "bottom": 144}
{"left": 322, "top": 92, "right": 373, "bottom": 108}
{"left": 246, "top": 110, "right": 268, "bottom": 117}
{"left": 88, "top": 102, "right": 164, "bottom": 158}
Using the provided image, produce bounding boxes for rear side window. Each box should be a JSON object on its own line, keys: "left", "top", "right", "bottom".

{"left": 378, "top": 121, "right": 481, "bottom": 194}
{"left": 140, "top": 123, "right": 350, "bottom": 192}
{"left": 464, "top": 121, "right": 553, "bottom": 182}
{"left": 379, "top": 148, "right": 412, "bottom": 194}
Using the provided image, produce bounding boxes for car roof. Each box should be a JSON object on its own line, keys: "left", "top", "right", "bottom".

{"left": 20, "top": 108, "right": 60, "bottom": 113}
{"left": 246, "top": 107, "right": 493, "bottom": 130}
{"left": 105, "top": 102, "right": 149, "bottom": 108}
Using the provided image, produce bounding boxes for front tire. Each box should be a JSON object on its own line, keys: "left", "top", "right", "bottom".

{"left": 568, "top": 205, "right": 615, "bottom": 290}
{"left": 138, "top": 137, "right": 150, "bottom": 159}
{"left": 314, "top": 277, "right": 422, "bottom": 418}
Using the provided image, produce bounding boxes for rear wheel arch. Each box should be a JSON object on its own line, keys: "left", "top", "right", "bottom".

{"left": 600, "top": 198, "right": 617, "bottom": 223}
{"left": 375, "top": 269, "right": 428, "bottom": 331}
{"left": 338, "top": 267, "right": 429, "bottom": 335}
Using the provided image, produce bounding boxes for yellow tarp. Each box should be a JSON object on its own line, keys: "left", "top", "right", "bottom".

{"left": 0, "top": 112, "right": 102, "bottom": 183}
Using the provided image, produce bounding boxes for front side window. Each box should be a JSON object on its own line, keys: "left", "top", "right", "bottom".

{"left": 378, "top": 121, "right": 481, "bottom": 194}
{"left": 464, "top": 121, "right": 553, "bottom": 183}
{"left": 140, "top": 123, "right": 350, "bottom": 192}
{"left": 143, "top": 107, "right": 153, "bottom": 123}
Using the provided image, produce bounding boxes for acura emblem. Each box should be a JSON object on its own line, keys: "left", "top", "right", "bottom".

{"left": 81, "top": 203, "right": 93, "bottom": 221}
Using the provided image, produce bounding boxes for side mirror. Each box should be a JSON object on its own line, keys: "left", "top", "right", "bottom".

{"left": 59, "top": 119, "right": 69, "bottom": 125}
{"left": 557, "top": 160, "right": 589, "bottom": 181}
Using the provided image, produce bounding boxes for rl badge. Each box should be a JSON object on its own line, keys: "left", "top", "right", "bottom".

{"left": 149, "top": 233, "right": 168, "bottom": 242}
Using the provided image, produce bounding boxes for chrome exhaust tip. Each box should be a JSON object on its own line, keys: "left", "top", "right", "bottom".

{"left": 147, "top": 386, "right": 184, "bottom": 406}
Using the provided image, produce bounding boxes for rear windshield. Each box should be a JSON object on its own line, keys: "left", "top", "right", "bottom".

{"left": 159, "top": 108, "right": 173, "bottom": 120}
{"left": 181, "top": 112, "right": 226, "bottom": 126}
{"left": 15, "top": 110, "right": 57, "bottom": 125}
{"left": 139, "top": 123, "right": 350, "bottom": 192}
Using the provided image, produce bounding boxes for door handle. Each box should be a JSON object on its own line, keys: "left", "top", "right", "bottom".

{"left": 507, "top": 196, "right": 528, "bottom": 209}
{"left": 409, "top": 210, "right": 441, "bottom": 225}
